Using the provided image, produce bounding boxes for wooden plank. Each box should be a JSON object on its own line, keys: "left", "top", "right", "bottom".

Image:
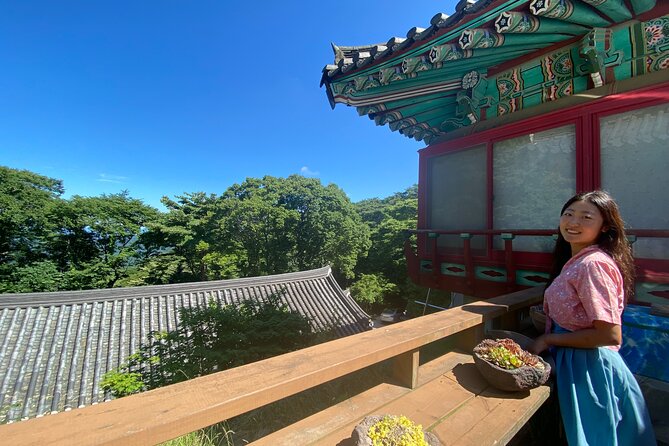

{"left": 431, "top": 382, "right": 550, "bottom": 446}
{"left": 252, "top": 351, "right": 473, "bottom": 445}
{"left": 312, "top": 359, "right": 485, "bottom": 445}
{"left": 416, "top": 351, "right": 474, "bottom": 387}
{"left": 250, "top": 382, "right": 411, "bottom": 446}
{"left": 0, "top": 288, "right": 543, "bottom": 446}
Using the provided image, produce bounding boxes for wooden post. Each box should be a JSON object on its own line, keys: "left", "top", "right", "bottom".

{"left": 392, "top": 349, "right": 420, "bottom": 389}
{"left": 502, "top": 233, "right": 516, "bottom": 292}
{"left": 461, "top": 233, "right": 474, "bottom": 293}
{"left": 429, "top": 232, "right": 439, "bottom": 278}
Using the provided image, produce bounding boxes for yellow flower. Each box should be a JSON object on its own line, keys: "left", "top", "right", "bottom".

{"left": 368, "top": 415, "right": 429, "bottom": 446}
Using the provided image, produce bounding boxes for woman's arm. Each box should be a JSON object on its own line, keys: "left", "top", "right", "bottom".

{"left": 530, "top": 320, "right": 622, "bottom": 354}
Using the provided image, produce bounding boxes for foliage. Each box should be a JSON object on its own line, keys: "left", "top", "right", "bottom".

{"left": 102, "top": 295, "right": 315, "bottom": 397}
{"left": 0, "top": 168, "right": 161, "bottom": 292}
{"left": 0, "top": 166, "right": 412, "bottom": 307}
{"left": 143, "top": 176, "right": 370, "bottom": 285}
{"left": 368, "top": 415, "right": 429, "bottom": 446}
{"left": 349, "top": 273, "right": 398, "bottom": 311}
{"left": 50, "top": 192, "right": 160, "bottom": 289}
{"left": 100, "top": 370, "right": 144, "bottom": 397}
{"left": 0, "top": 166, "right": 63, "bottom": 283}
{"left": 160, "top": 425, "right": 235, "bottom": 446}
{"left": 219, "top": 175, "right": 370, "bottom": 280}
{"left": 2, "top": 261, "right": 63, "bottom": 293}
{"left": 352, "top": 186, "right": 418, "bottom": 308}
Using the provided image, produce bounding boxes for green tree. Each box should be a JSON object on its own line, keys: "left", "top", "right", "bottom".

{"left": 2, "top": 260, "right": 63, "bottom": 293}
{"left": 0, "top": 167, "right": 64, "bottom": 292}
{"left": 50, "top": 192, "right": 160, "bottom": 289}
{"left": 352, "top": 186, "right": 418, "bottom": 307}
{"left": 142, "top": 192, "right": 231, "bottom": 283}
{"left": 102, "top": 295, "right": 315, "bottom": 397}
{"left": 349, "top": 273, "right": 399, "bottom": 311}
{"left": 220, "top": 175, "right": 370, "bottom": 280}
{"left": 0, "top": 167, "right": 63, "bottom": 266}
{"left": 149, "top": 176, "right": 371, "bottom": 284}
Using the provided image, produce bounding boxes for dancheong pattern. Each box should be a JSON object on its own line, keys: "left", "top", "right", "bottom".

{"left": 541, "top": 50, "right": 575, "bottom": 102}
{"left": 644, "top": 16, "right": 669, "bottom": 72}
{"left": 497, "top": 69, "right": 523, "bottom": 116}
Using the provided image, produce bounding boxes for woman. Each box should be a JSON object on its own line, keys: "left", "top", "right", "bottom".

{"left": 530, "top": 190, "right": 656, "bottom": 445}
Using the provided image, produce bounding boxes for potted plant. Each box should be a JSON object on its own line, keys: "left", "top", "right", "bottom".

{"left": 473, "top": 338, "right": 550, "bottom": 392}
{"left": 351, "top": 414, "right": 441, "bottom": 446}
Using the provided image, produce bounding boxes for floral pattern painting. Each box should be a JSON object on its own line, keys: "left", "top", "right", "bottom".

{"left": 644, "top": 16, "right": 669, "bottom": 73}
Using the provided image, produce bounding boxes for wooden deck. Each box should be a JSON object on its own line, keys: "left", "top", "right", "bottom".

{"left": 253, "top": 351, "right": 551, "bottom": 445}
{"left": 0, "top": 287, "right": 545, "bottom": 445}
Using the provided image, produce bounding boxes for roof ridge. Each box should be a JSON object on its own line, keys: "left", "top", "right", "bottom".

{"left": 0, "top": 266, "right": 333, "bottom": 308}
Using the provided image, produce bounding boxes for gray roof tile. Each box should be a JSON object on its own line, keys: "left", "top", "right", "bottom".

{"left": 0, "top": 267, "right": 371, "bottom": 423}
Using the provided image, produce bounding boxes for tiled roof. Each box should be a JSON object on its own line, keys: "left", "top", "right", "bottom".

{"left": 0, "top": 267, "right": 371, "bottom": 423}
{"left": 321, "top": 0, "right": 662, "bottom": 144}
{"left": 322, "top": 0, "right": 494, "bottom": 78}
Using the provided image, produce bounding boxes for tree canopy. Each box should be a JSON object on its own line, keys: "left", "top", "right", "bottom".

{"left": 0, "top": 168, "right": 379, "bottom": 293}
{"left": 352, "top": 186, "right": 419, "bottom": 310}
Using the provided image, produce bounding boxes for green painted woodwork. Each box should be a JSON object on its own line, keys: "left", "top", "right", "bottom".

{"left": 529, "top": 0, "right": 611, "bottom": 27}
{"left": 459, "top": 28, "right": 570, "bottom": 50}
{"left": 419, "top": 260, "right": 432, "bottom": 273}
{"left": 475, "top": 265, "right": 508, "bottom": 283}
{"left": 338, "top": 46, "right": 549, "bottom": 99}
{"left": 429, "top": 44, "right": 471, "bottom": 64}
{"left": 643, "top": 16, "right": 669, "bottom": 72}
{"left": 580, "top": 28, "right": 613, "bottom": 87}
{"left": 323, "top": 0, "right": 668, "bottom": 143}
{"left": 635, "top": 281, "right": 669, "bottom": 305}
{"left": 631, "top": 0, "right": 657, "bottom": 15}
{"left": 516, "top": 270, "right": 551, "bottom": 286}
{"left": 441, "top": 263, "right": 467, "bottom": 277}
{"left": 580, "top": 0, "right": 631, "bottom": 22}
{"left": 495, "top": 11, "right": 589, "bottom": 34}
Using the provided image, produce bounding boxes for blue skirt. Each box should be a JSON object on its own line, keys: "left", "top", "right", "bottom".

{"left": 552, "top": 323, "right": 656, "bottom": 446}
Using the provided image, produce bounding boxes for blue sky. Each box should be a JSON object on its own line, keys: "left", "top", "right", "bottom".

{"left": 0, "top": 1, "right": 457, "bottom": 209}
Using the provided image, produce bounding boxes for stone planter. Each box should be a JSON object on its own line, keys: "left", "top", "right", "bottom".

{"left": 473, "top": 336, "right": 551, "bottom": 392}
{"left": 351, "top": 415, "right": 441, "bottom": 446}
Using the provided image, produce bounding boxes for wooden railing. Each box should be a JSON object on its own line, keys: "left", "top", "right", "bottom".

{"left": 0, "top": 287, "right": 543, "bottom": 446}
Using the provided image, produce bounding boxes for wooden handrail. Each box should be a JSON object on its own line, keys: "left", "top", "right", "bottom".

{"left": 0, "top": 287, "right": 543, "bottom": 446}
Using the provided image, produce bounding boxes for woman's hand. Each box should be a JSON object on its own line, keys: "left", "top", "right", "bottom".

{"left": 530, "top": 321, "right": 621, "bottom": 351}
{"left": 530, "top": 335, "right": 550, "bottom": 354}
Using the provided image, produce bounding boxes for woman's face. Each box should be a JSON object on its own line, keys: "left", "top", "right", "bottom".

{"left": 560, "top": 200, "right": 606, "bottom": 255}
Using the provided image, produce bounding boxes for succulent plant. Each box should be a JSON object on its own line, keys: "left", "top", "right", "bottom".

{"left": 473, "top": 338, "right": 544, "bottom": 370}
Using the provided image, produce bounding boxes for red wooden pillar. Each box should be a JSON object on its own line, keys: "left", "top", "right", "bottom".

{"left": 429, "top": 232, "right": 440, "bottom": 279}
{"left": 461, "top": 233, "right": 474, "bottom": 293}
{"left": 502, "top": 233, "right": 516, "bottom": 291}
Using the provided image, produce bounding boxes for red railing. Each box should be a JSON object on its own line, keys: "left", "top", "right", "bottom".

{"left": 405, "top": 228, "right": 669, "bottom": 297}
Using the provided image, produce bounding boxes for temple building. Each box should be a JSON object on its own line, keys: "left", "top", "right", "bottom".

{"left": 321, "top": 0, "right": 669, "bottom": 303}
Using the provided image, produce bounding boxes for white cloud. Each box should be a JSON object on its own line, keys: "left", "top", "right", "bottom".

{"left": 97, "top": 173, "right": 128, "bottom": 184}
{"left": 300, "top": 166, "right": 319, "bottom": 177}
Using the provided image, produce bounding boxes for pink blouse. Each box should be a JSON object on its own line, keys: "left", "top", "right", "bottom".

{"left": 544, "top": 245, "right": 625, "bottom": 350}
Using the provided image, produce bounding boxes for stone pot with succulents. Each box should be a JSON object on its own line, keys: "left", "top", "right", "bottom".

{"left": 351, "top": 414, "right": 441, "bottom": 446}
{"left": 473, "top": 338, "right": 551, "bottom": 392}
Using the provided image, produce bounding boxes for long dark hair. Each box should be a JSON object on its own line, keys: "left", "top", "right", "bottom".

{"left": 546, "top": 190, "right": 635, "bottom": 302}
